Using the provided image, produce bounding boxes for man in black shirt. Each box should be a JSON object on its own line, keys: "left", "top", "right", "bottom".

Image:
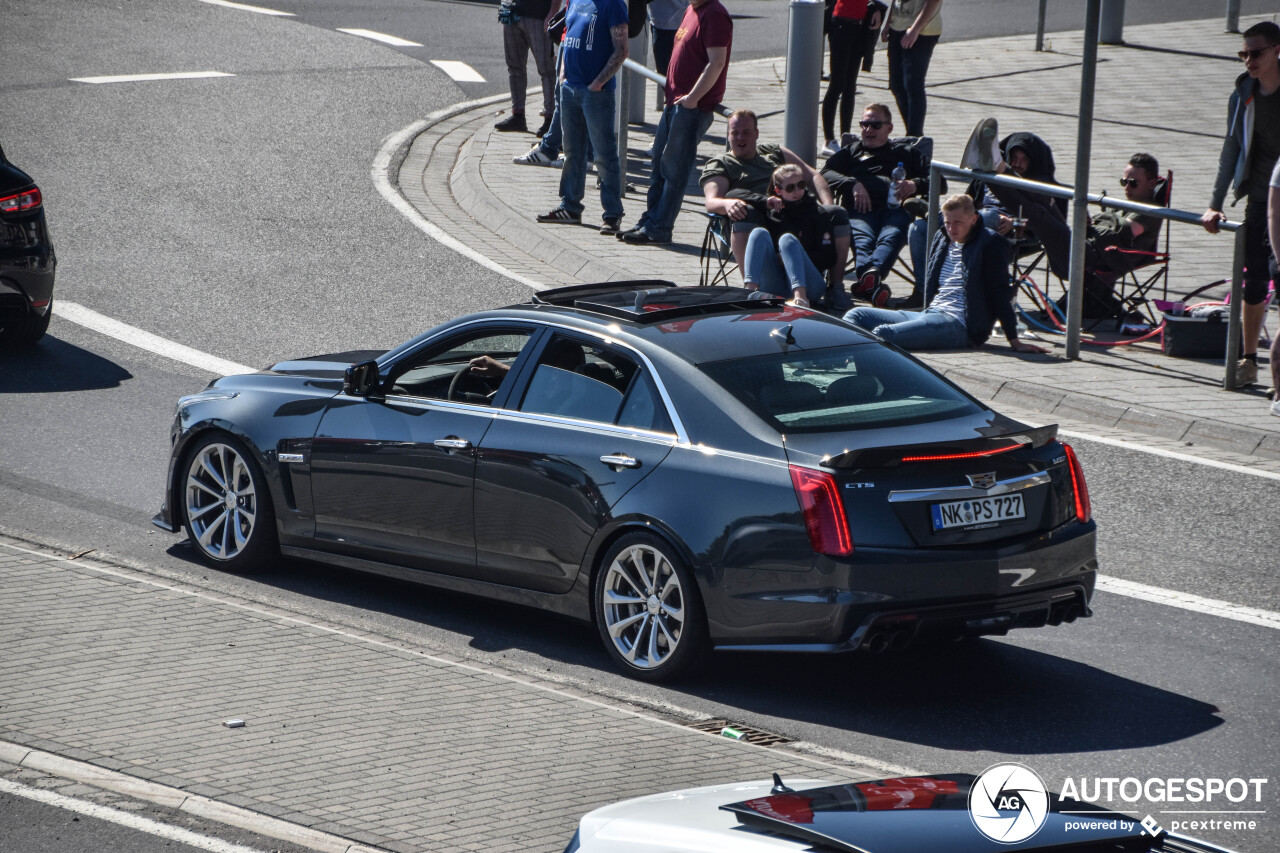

{"left": 1201, "top": 21, "right": 1280, "bottom": 387}
{"left": 497, "top": 0, "right": 559, "bottom": 136}
{"left": 821, "top": 103, "right": 929, "bottom": 299}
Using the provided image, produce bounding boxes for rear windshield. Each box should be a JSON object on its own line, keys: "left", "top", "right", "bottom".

{"left": 700, "top": 344, "right": 983, "bottom": 433}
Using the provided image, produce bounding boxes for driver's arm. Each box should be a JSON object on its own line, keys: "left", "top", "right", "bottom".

{"left": 467, "top": 355, "right": 510, "bottom": 378}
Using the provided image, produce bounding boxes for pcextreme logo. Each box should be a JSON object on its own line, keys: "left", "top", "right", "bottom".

{"left": 969, "top": 763, "right": 1051, "bottom": 844}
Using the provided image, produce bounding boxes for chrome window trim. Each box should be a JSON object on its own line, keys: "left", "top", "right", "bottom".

{"left": 887, "top": 470, "right": 1052, "bottom": 503}
{"left": 373, "top": 317, "right": 690, "bottom": 444}
{"left": 382, "top": 394, "right": 500, "bottom": 418}
{"left": 490, "top": 408, "right": 679, "bottom": 446}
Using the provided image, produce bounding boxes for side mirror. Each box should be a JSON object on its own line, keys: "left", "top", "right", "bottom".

{"left": 343, "top": 360, "right": 381, "bottom": 397}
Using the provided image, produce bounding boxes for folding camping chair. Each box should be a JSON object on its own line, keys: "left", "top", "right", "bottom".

{"left": 1096, "top": 170, "right": 1173, "bottom": 325}
{"left": 698, "top": 213, "right": 734, "bottom": 287}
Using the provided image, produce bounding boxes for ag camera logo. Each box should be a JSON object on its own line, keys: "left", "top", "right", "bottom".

{"left": 970, "top": 763, "right": 1051, "bottom": 843}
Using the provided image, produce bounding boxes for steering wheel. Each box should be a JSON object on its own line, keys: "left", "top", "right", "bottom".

{"left": 447, "top": 365, "right": 499, "bottom": 403}
{"left": 447, "top": 365, "right": 470, "bottom": 401}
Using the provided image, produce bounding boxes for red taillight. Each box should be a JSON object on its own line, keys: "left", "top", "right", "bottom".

{"left": 1062, "top": 443, "right": 1091, "bottom": 523}
{"left": 789, "top": 465, "right": 854, "bottom": 557}
{"left": 901, "top": 443, "right": 1020, "bottom": 462}
{"left": 0, "top": 187, "right": 42, "bottom": 213}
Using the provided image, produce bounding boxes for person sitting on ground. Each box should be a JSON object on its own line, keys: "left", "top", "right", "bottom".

{"left": 962, "top": 118, "right": 1164, "bottom": 319}
{"left": 735, "top": 164, "right": 851, "bottom": 308}
{"left": 700, "top": 108, "right": 837, "bottom": 274}
{"left": 821, "top": 103, "right": 930, "bottom": 302}
{"left": 897, "top": 130, "right": 1061, "bottom": 308}
{"left": 843, "top": 194, "right": 1047, "bottom": 352}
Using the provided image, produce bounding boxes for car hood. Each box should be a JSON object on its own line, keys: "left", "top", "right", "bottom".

{"left": 264, "top": 350, "right": 387, "bottom": 380}
{"left": 572, "top": 779, "right": 834, "bottom": 853}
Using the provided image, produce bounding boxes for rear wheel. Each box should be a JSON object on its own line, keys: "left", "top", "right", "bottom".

{"left": 593, "top": 533, "right": 706, "bottom": 682}
{"left": 181, "top": 433, "right": 278, "bottom": 573}
{"left": 0, "top": 300, "right": 51, "bottom": 347}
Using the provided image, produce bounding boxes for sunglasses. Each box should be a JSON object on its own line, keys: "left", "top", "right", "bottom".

{"left": 1238, "top": 47, "right": 1275, "bottom": 61}
{"left": 778, "top": 181, "right": 807, "bottom": 193}
{"left": 1119, "top": 177, "right": 1141, "bottom": 188}
{"left": 859, "top": 120, "right": 886, "bottom": 129}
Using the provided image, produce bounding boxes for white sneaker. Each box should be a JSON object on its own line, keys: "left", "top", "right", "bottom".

{"left": 1271, "top": 399, "right": 1280, "bottom": 418}
{"left": 821, "top": 140, "right": 840, "bottom": 158}
{"left": 550, "top": 156, "right": 563, "bottom": 168}
{"left": 960, "top": 117, "right": 1001, "bottom": 172}
{"left": 513, "top": 147, "right": 556, "bottom": 167}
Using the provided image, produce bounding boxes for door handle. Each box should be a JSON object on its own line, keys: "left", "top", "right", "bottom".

{"left": 434, "top": 438, "right": 472, "bottom": 450}
{"left": 600, "top": 453, "right": 641, "bottom": 470}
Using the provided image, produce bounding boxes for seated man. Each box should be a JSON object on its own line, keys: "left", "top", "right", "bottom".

{"left": 821, "top": 102, "right": 930, "bottom": 299}
{"left": 962, "top": 118, "right": 1164, "bottom": 318}
{"left": 898, "top": 130, "right": 1062, "bottom": 307}
{"left": 844, "top": 194, "right": 1048, "bottom": 353}
{"left": 701, "top": 108, "right": 839, "bottom": 275}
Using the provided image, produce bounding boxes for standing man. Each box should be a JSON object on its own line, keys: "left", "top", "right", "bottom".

{"left": 535, "top": 0, "right": 630, "bottom": 233}
{"left": 1201, "top": 21, "right": 1280, "bottom": 387}
{"left": 619, "top": 0, "right": 732, "bottom": 245}
{"left": 497, "top": 0, "right": 560, "bottom": 136}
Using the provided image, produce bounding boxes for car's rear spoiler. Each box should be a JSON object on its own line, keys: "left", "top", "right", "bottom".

{"left": 823, "top": 424, "right": 1059, "bottom": 469}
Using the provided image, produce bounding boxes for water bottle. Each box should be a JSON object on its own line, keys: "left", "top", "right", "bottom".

{"left": 888, "top": 162, "right": 906, "bottom": 208}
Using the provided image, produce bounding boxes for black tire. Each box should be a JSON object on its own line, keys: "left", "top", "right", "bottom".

{"left": 180, "top": 432, "right": 278, "bottom": 573}
{"left": 593, "top": 532, "right": 707, "bottom": 682}
{"left": 0, "top": 300, "right": 51, "bottom": 347}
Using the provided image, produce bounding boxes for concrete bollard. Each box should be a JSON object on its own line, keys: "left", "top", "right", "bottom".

{"left": 1099, "top": 0, "right": 1125, "bottom": 45}
{"left": 783, "top": 0, "right": 824, "bottom": 165}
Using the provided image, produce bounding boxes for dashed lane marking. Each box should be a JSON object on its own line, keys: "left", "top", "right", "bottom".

{"left": 1096, "top": 576, "right": 1280, "bottom": 631}
{"left": 0, "top": 778, "right": 271, "bottom": 853}
{"left": 335, "top": 28, "right": 421, "bottom": 47}
{"left": 57, "top": 302, "right": 254, "bottom": 377}
{"left": 194, "top": 0, "right": 294, "bottom": 15}
{"left": 430, "top": 60, "right": 485, "bottom": 83}
{"left": 69, "top": 71, "right": 235, "bottom": 85}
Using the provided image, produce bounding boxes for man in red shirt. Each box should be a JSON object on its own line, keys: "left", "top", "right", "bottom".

{"left": 619, "top": 0, "right": 732, "bottom": 245}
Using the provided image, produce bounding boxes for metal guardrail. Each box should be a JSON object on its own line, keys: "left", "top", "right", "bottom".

{"left": 926, "top": 161, "right": 1248, "bottom": 390}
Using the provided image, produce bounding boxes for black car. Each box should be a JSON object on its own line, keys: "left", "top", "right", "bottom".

{"left": 0, "top": 143, "right": 56, "bottom": 346}
{"left": 154, "top": 282, "right": 1097, "bottom": 681}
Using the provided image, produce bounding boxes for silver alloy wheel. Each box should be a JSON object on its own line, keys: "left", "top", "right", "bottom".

{"left": 601, "top": 543, "right": 686, "bottom": 670}
{"left": 185, "top": 442, "right": 258, "bottom": 562}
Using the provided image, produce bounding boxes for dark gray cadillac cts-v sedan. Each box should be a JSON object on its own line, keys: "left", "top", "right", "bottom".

{"left": 155, "top": 283, "right": 1096, "bottom": 681}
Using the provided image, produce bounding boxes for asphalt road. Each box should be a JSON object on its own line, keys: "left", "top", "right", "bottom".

{"left": 1, "top": 1, "right": 1277, "bottom": 851}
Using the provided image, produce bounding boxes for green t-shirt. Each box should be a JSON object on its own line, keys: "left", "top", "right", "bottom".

{"left": 700, "top": 143, "right": 786, "bottom": 195}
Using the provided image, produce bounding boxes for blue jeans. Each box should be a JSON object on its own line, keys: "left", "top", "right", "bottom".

{"left": 557, "top": 82, "right": 623, "bottom": 221}
{"left": 538, "top": 79, "right": 594, "bottom": 161}
{"left": 843, "top": 306, "right": 970, "bottom": 350}
{"left": 637, "top": 104, "right": 714, "bottom": 240}
{"left": 886, "top": 31, "right": 939, "bottom": 137}
{"left": 744, "top": 231, "right": 828, "bottom": 303}
{"left": 850, "top": 206, "right": 913, "bottom": 277}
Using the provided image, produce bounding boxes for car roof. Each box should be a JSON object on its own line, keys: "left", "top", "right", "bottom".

{"left": 507, "top": 282, "right": 880, "bottom": 365}
{"left": 722, "top": 777, "right": 1155, "bottom": 853}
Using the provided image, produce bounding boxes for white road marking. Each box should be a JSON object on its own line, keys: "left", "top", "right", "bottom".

{"left": 1058, "top": 428, "right": 1280, "bottom": 482}
{"left": 70, "top": 71, "right": 235, "bottom": 85}
{"left": 373, "top": 103, "right": 545, "bottom": 289}
{"left": 430, "top": 60, "right": 485, "bottom": 83}
{"left": 57, "top": 302, "right": 254, "bottom": 377}
{"left": 0, "top": 778, "right": 270, "bottom": 853}
{"left": 194, "top": 0, "right": 294, "bottom": 16}
{"left": 1097, "top": 576, "right": 1280, "bottom": 631}
{"left": 336, "top": 28, "right": 421, "bottom": 47}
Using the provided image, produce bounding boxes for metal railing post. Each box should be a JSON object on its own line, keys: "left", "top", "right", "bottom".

{"left": 1224, "top": 227, "right": 1247, "bottom": 389}
{"left": 616, "top": 69, "right": 629, "bottom": 191}
{"left": 927, "top": 164, "right": 941, "bottom": 254}
{"left": 1226, "top": 0, "right": 1241, "bottom": 33}
{"left": 628, "top": 24, "right": 649, "bottom": 124}
{"left": 1036, "top": 0, "right": 1048, "bottom": 51}
{"left": 1065, "top": 0, "right": 1102, "bottom": 360}
{"left": 1099, "top": 0, "right": 1125, "bottom": 45}
{"left": 784, "top": 0, "right": 824, "bottom": 165}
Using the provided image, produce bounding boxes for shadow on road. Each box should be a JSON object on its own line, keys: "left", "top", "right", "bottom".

{"left": 0, "top": 335, "right": 132, "bottom": 393}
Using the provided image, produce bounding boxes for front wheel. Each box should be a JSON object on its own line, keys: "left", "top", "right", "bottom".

{"left": 593, "top": 533, "right": 706, "bottom": 682}
{"left": 181, "top": 433, "right": 278, "bottom": 573}
{"left": 0, "top": 300, "right": 51, "bottom": 347}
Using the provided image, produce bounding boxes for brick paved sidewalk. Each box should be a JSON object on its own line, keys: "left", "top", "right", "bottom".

{"left": 0, "top": 537, "right": 885, "bottom": 853}
{"left": 397, "top": 15, "right": 1280, "bottom": 459}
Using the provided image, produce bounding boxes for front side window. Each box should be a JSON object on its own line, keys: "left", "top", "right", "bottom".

{"left": 386, "top": 328, "right": 534, "bottom": 405}
{"left": 700, "top": 344, "right": 981, "bottom": 433}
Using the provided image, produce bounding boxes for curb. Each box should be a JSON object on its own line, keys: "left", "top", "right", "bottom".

{"left": 0, "top": 739, "right": 387, "bottom": 853}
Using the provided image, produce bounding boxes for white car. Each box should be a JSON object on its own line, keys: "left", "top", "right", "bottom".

{"left": 563, "top": 774, "right": 1240, "bottom": 853}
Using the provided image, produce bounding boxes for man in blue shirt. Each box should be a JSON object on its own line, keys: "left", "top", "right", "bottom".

{"left": 535, "top": 0, "right": 630, "bottom": 234}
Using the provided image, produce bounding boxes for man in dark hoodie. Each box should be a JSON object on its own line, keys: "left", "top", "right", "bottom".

{"left": 1201, "top": 21, "right": 1280, "bottom": 388}
{"left": 843, "top": 194, "right": 1047, "bottom": 352}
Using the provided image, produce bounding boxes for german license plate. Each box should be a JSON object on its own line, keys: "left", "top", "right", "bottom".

{"left": 931, "top": 494, "right": 1025, "bottom": 530}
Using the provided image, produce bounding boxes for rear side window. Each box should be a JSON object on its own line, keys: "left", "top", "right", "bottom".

{"left": 700, "top": 344, "right": 981, "bottom": 433}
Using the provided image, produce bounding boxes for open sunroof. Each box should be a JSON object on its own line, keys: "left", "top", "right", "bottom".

{"left": 532, "top": 280, "right": 787, "bottom": 324}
